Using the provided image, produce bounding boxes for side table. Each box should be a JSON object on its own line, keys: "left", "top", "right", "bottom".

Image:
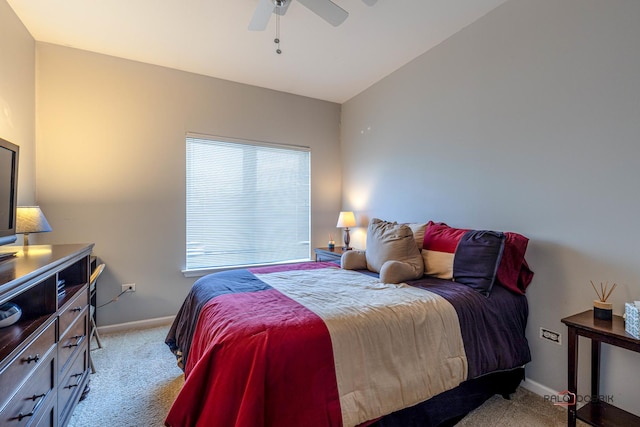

{"left": 561, "top": 310, "right": 640, "bottom": 427}
{"left": 314, "top": 247, "right": 348, "bottom": 263}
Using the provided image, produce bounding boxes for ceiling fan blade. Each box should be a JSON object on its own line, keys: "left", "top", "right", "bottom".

{"left": 249, "top": 0, "right": 276, "bottom": 31}
{"left": 297, "top": 0, "right": 349, "bottom": 27}
{"left": 361, "top": 0, "right": 377, "bottom": 5}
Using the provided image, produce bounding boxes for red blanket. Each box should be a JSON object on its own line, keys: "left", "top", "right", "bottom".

{"left": 165, "top": 288, "right": 342, "bottom": 426}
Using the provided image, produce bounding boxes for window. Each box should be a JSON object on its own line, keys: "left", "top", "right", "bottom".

{"left": 185, "top": 134, "right": 311, "bottom": 274}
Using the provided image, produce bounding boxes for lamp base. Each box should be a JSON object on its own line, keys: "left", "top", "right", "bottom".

{"left": 342, "top": 228, "right": 351, "bottom": 251}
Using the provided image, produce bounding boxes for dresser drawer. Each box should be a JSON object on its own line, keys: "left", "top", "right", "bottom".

{"left": 0, "top": 350, "right": 55, "bottom": 427}
{"left": 58, "top": 290, "right": 88, "bottom": 338}
{"left": 0, "top": 320, "right": 56, "bottom": 410}
{"left": 30, "top": 394, "right": 55, "bottom": 427}
{"left": 58, "top": 309, "right": 88, "bottom": 376}
{"left": 58, "top": 346, "right": 87, "bottom": 426}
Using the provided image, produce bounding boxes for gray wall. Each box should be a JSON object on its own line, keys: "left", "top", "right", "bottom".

{"left": 0, "top": 0, "right": 36, "bottom": 205}
{"left": 35, "top": 43, "right": 342, "bottom": 326}
{"left": 341, "top": 0, "right": 640, "bottom": 414}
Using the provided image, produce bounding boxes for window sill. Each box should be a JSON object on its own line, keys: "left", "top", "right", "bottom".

{"left": 182, "top": 258, "right": 312, "bottom": 278}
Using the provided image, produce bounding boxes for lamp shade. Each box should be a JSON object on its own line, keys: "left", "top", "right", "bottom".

{"left": 336, "top": 211, "right": 356, "bottom": 228}
{"left": 16, "top": 206, "right": 52, "bottom": 234}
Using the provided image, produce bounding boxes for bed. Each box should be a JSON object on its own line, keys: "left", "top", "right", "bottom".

{"left": 165, "top": 220, "right": 533, "bottom": 426}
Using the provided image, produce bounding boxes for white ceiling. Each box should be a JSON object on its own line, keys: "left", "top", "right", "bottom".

{"left": 8, "top": 0, "right": 508, "bottom": 103}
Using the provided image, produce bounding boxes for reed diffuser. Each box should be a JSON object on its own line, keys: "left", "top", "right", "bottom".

{"left": 591, "top": 280, "right": 616, "bottom": 320}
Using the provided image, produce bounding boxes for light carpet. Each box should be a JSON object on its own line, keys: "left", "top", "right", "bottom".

{"left": 68, "top": 325, "right": 583, "bottom": 427}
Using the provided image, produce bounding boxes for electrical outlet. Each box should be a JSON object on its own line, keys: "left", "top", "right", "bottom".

{"left": 121, "top": 283, "right": 136, "bottom": 293}
{"left": 540, "top": 327, "right": 561, "bottom": 344}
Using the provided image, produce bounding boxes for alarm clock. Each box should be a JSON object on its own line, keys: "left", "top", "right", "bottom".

{"left": 0, "top": 302, "right": 22, "bottom": 328}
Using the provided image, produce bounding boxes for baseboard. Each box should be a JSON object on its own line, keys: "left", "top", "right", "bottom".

{"left": 97, "top": 315, "right": 175, "bottom": 334}
{"left": 521, "top": 378, "right": 559, "bottom": 399}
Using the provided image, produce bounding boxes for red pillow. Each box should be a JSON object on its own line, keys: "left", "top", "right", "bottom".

{"left": 497, "top": 232, "right": 534, "bottom": 294}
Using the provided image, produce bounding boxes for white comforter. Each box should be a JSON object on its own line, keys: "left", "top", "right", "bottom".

{"left": 254, "top": 267, "right": 468, "bottom": 426}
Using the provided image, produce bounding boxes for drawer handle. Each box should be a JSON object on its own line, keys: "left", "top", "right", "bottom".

{"left": 63, "top": 334, "right": 85, "bottom": 348}
{"left": 12, "top": 393, "right": 46, "bottom": 421}
{"left": 66, "top": 373, "right": 83, "bottom": 389}
{"left": 70, "top": 306, "right": 83, "bottom": 313}
{"left": 24, "top": 353, "right": 40, "bottom": 364}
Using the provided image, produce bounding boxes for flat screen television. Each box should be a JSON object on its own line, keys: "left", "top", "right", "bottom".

{"left": 0, "top": 137, "right": 19, "bottom": 246}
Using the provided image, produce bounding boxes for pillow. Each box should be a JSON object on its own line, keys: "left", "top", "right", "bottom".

{"left": 496, "top": 232, "right": 534, "bottom": 295}
{"left": 422, "top": 221, "right": 505, "bottom": 296}
{"left": 405, "top": 222, "right": 427, "bottom": 250}
{"left": 341, "top": 250, "right": 367, "bottom": 270}
{"left": 365, "top": 218, "right": 424, "bottom": 284}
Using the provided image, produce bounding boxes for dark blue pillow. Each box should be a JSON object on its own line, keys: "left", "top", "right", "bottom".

{"left": 453, "top": 230, "right": 506, "bottom": 296}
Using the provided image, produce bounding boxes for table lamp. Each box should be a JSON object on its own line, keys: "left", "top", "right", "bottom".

{"left": 16, "top": 206, "right": 52, "bottom": 246}
{"left": 336, "top": 211, "right": 356, "bottom": 250}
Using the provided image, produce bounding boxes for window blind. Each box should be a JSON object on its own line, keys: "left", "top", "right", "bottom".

{"left": 186, "top": 135, "right": 311, "bottom": 271}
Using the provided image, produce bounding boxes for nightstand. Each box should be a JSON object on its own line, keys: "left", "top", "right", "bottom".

{"left": 314, "top": 247, "right": 349, "bottom": 263}
{"left": 561, "top": 310, "right": 640, "bottom": 427}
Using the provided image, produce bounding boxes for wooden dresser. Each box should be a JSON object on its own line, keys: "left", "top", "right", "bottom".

{"left": 0, "top": 244, "right": 94, "bottom": 427}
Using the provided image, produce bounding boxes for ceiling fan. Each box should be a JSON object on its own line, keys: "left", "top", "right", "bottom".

{"left": 249, "top": 0, "right": 377, "bottom": 31}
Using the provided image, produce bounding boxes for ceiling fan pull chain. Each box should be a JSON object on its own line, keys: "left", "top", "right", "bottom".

{"left": 274, "top": 11, "right": 282, "bottom": 54}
